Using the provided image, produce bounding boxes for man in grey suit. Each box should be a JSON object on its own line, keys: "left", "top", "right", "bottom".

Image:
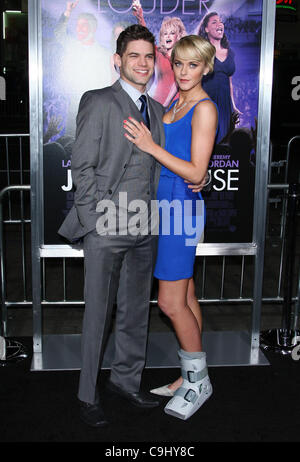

{"left": 58, "top": 25, "right": 164, "bottom": 427}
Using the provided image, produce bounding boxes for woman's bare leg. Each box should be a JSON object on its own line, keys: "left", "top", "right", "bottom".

{"left": 157, "top": 277, "right": 203, "bottom": 391}
{"left": 187, "top": 277, "right": 203, "bottom": 349}
{"left": 158, "top": 278, "right": 202, "bottom": 390}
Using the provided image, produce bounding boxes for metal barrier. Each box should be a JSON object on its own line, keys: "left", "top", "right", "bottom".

{"left": 0, "top": 134, "right": 31, "bottom": 346}
{"left": 261, "top": 136, "right": 300, "bottom": 354}
{"left": 0, "top": 184, "right": 30, "bottom": 364}
{"left": 0, "top": 184, "right": 31, "bottom": 337}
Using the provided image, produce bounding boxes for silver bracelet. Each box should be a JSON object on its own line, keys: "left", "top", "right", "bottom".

{"left": 203, "top": 171, "right": 211, "bottom": 187}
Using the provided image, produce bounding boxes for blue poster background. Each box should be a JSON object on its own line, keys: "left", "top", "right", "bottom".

{"left": 41, "top": 0, "right": 263, "bottom": 244}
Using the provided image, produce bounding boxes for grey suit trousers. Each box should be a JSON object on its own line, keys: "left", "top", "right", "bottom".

{"left": 78, "top": 229, "right": 158, "bottom": 404}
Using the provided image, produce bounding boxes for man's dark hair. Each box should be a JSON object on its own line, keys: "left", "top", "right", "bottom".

{"left": 116, "top": 24, "right": 155, "bottom": 56}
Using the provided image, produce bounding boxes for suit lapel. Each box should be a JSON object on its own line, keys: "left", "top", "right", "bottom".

{"left": 148, "top": 97, "right": 164, "bottom": 189}
{"left": 148, "top": 97, "right": 163, "bottom": 146}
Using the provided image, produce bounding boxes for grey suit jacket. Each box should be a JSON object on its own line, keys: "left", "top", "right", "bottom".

{"left": 58, "top": 80, "right": 165, "bottom": 242}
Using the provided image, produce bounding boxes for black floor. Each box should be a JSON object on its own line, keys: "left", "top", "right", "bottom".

{"left": 1, "top": 337, "right": 299, "bottom": 444}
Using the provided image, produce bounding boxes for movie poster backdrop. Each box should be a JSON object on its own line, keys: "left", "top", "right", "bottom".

{"left": 42, "top": 0, "right": 263, "bottom": 245}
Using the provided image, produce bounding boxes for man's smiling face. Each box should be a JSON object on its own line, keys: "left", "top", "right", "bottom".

{"left": 114, "top": 40, "right": 155, "bottom": 92}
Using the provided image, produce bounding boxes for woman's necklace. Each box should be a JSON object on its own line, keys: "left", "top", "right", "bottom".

{"left": 170, "top": 93, "right": 206, "bottom": 122}
{"left": 171, "top": 100, "right": 188, "bottom": 122}
{"left": 171, "top": 99, "right": 200, "bottom": 122}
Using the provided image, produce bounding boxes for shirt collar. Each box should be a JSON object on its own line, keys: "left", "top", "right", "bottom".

{"left": 119, "top": 78, "right": 147, "bottom": 105}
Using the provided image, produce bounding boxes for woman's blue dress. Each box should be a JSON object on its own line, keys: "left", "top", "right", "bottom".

{"left": 154, "top": 99, "right": 212, "bottom": 281}
{"left": 202, "top": 48, "right": 235, "bottom": 144}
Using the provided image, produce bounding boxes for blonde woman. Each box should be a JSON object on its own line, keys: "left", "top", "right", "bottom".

{"left": 124, "top": 35, "right": 218, "bottom": 420}
{"left": 154, "top": 17, "right": 186, "bottom": 106}
{"left": 133, "top": 1, "right": 186, "bottom": 106}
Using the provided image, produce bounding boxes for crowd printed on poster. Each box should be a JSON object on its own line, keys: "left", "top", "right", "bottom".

{"left": 42, "top": 0, "right": 262, "bottom": 244}
{"left": 42, "top": 0, "right": 262, "bottom": 139}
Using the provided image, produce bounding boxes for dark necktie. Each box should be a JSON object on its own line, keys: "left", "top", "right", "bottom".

{"left": 139, "top": 95, "right": 150, "bottom": 129}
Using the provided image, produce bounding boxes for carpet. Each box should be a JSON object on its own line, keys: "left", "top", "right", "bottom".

{"left": 0, "top": 337, "right": 299, "bottom": 444}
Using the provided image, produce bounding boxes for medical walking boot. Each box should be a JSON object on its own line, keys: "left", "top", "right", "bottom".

{"left": 164, "top": 349, "right": 212, "bottom": 420}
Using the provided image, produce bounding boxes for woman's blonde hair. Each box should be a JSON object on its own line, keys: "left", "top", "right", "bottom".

{"left": 171, "top": 35, "right": 216, "bottom": 73}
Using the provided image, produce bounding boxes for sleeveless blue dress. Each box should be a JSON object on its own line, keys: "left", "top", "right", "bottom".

{"left": 154, "top": 98, "right": 213, "bottom": 281}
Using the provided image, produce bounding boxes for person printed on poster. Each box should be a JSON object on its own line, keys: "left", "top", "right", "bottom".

{"left": 197, "top": 11, "right": 242, "bottom": 145}
{"left": 197, "top": 10, "right": 257, "bottom": 242}
{"left": 132, "top": 0, "right": 186, "bottom": 107}
{"left": 54, "top": 0, "right": 112, "bottom": 137}
{"left": 110, "top": 21, "right": 133, "bottom": 83}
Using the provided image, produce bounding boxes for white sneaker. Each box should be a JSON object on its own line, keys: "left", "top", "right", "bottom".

{"left": 150, "top": 384, "right": 175, "bottom": 397}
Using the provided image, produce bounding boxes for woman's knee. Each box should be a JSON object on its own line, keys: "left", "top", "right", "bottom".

{"left": 157, "top": 279, "right": 189, "bottom": 318}
{"left": 157, "top": 294, "right": 183, "bottom": 319}
{"left": 157, "top": 293, "right": 171, "bottom": 316}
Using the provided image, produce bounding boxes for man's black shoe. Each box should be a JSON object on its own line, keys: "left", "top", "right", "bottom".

{"left": 106, "top": 380, "right": 161, "bottom": 408}
{"left": 79, "top": 399, "right": 108, "bottom": 428}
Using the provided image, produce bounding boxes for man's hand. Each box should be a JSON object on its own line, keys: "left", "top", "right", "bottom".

{"left": 64, "top": 1, "right": 80, "bottom": 18}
